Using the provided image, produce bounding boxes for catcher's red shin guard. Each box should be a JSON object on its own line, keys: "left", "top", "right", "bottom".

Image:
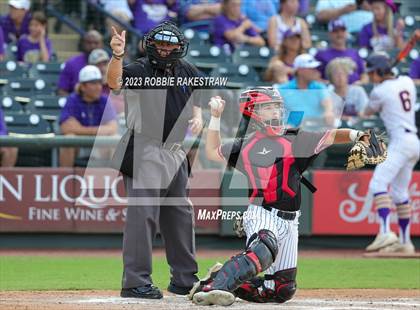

{"left": 234, "top": 268, "right": 297, "bottom": 303}
{"left": 202, "top": 229, "right": 278, "bottom": 293}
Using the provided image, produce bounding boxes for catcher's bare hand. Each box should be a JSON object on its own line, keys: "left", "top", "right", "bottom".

{"left": 110, "top": 26, "right": 126, "bottom": 55}
{"left": 209, "top": 96, "right": 225, "bottom": 118}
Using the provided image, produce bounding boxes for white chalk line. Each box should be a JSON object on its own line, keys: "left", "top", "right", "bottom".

{"left": 69, "top": 296, "right": 420, "bottom": 309}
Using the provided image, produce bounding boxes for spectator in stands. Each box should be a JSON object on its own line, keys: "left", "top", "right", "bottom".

{"left": 275, "top": 53, "right": 335, "bottom": 127}
{"left": 326, "top": 57, "right": 368, "bottom": 122}
{"left": 409, "top": 57, "right": 420, "bottom": 85}
{"left": 57, "top": 30, "right": 104, "bottom": 96}
{"left": 59, "top": 65, "right": 117, "bottom": 167}
{"left": 0, "top": 26, "right": 5, "bottom": 60}
{"left": 88, "top": 48, "right": 124, "bottom": 113}
{"left": 213, "top": 0, "right": 264, "bottom": 54}
{"left": 0, "top": 106, "right": 17, "bottom": 167}
{"left": 129, "top": 0, "right": 178, "bottom": 35}
{"left": 358, "top": 0, "right": 404, "bottom": 51}
{"left": 315, "top": 0, "right": 373, "bottom": 34}
{"left": 264, "top": 29, "right": 304, "bottom": 83}
{"left": 100, "top": 0, "right": 133, "bottom": 36}
{"left": 241, "top": 0, "right": 277, "bottom": 35}
{"left": 16, "top": 12, "right": 53, "bottom": 63}
{"left": 315, "top": 20, "right": 367, "bottom": 84}
{"left": 267, "top": 0, "right": 311, "bottom": 51}
{"left": 1, "top": 0, "right": 31, "bottom": 43}
{"left": 180, "top": 0, "right": 221, "bottom": 28}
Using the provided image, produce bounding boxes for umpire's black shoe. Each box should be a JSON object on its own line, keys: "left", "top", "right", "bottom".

{"left": 120, "top": 285, "right": 163, "bottom": 299}
{"left": 167, "top": 283, "right": 193, "bottom": 295}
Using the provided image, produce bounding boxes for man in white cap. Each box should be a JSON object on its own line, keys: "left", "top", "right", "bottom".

{"left": 1, "top": 0, "right": 31, "bottom": 43}
{"left": 59, "top": 65, "right": 118, "bottom": 167}
{"left": 276, "top": 53, "right": 335, "bottom": 128}
{"left": 89, "top": 48, "right": 124, "bottom": 113}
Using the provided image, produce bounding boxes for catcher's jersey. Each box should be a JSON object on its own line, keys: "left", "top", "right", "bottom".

{"left": 368, "top": 76, "right": 417, "bottom": 138}
{"left": 219, "top": 129, "right": 330, "bottom": 211}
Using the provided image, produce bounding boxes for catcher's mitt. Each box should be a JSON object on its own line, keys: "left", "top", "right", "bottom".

{"left": 233, "top": 212, "right": 246, "bottom": 238}
{"left": 346, "top": 129, "right": 387, "bottom": 171}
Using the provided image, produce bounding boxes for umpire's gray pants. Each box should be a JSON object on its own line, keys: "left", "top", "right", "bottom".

{"left": 122, "top": 137, "right": 198, "bottom": 289}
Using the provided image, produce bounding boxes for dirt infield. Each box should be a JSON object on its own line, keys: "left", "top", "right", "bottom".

{"left": 1, "top": 249, "right": 419, "bottom": 309}
{"left": 1, "top": 289, "right": 419, "bottom": 310}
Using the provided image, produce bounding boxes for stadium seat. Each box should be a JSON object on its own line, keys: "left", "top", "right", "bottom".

{"left": 0, "top": 60, "right": 27, "bottom": 79}
{"left": 30, "top": 95, "right": 67, "bottom": 120}
{"left": 2, "top": 77, "right": 55, "bottom": 96}
{"left": 4, "top": 112, "right": 54, "bottom": 167}
{"left": 209, "top": 63, "right": 260, "bottom": 88}
{"left": 3, "top": 112, "right": 53, "bottom": 135}
{"left": 0, "top": 95, "right": 26, "bottom": 113}
{"left": 186, "top": 43, "right": 230, "bottom": 70}
{"left": 181, "top": 22, "right": 212, "bottom": 46}
{"left": 4, "top": 44, "right": 17, "bottom": 61}
{"left": 232, "top": 46, "right": 274, "bottom": 69}
{"left": 30, "top": 62, "right": 63, "bottom": 89}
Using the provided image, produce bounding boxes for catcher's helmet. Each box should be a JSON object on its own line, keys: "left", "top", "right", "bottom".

{"left": 239, "top": 87, "right": 286, "bottom": 136}
{"left": 365, "top": 52, "right": 393, "bottom": 76}
{"left": 143, "top": 21, "right": 189, "bottom": 70}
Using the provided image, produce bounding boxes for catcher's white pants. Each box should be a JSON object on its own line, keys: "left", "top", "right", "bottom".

{"left": 243, "top": 204, "right": 300, "bottom": 290}
{"left": 369, "top": 133, "right": 419, "bottom": 203}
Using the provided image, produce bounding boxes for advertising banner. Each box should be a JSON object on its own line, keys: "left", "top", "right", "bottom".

{"left": 312, "top": 170, "right": 420, "bottom": 235}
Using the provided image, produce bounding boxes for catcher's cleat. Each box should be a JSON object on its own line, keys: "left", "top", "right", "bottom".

{"left": 379, "top": 242, "right": 415, "bottom": 254}
{"left": 187, "top": 262, "right": 223, "bottom": 300}
{"left": 193, "top": 290, "right": 236, "bottom": 306}
{"left": 365, "top": 232, "right": 398, "bottom": 251}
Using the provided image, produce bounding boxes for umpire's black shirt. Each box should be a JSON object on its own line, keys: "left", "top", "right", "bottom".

{"left": 122, "top": 57, "right": 201, "bottom": 143}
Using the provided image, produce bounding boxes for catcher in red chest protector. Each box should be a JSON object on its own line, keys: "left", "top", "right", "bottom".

{"left": 189, "top": 87, "right": 386, "bottom": 306}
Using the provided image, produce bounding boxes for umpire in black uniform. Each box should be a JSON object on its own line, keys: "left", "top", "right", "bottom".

{"left": 107, "top": 22, "right": 203, "bottom": 299}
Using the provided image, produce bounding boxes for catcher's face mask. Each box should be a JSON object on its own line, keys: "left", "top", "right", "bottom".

{"left": 144, "top": 21, "right": 189, "bottom": 70}
{"left": 239, "top": 87, "right": 286, "bottom": 136}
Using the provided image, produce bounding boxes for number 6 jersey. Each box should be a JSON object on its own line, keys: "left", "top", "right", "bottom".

{"left": 368, "top": 75, "right": 417, "bottom": 139}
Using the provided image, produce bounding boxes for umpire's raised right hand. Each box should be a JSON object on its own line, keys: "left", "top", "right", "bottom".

{"left": 110, "top": 26, "right": 126, "bottom": 55}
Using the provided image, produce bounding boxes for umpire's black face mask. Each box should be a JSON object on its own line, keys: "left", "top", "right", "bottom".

{"left": 144, "top": 23, "right": 189, "bottom": 70}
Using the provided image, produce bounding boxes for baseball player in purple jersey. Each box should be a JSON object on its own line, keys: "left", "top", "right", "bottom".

{"left": 188, "top": 87, "right": 375, "bottom": 306}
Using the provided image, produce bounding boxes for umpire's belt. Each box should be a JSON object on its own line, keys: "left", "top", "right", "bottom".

{"left": 262, "top": 205, "right": 296, "bottom": 221}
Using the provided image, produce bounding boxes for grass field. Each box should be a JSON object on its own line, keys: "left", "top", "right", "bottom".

{"left": 1, "top": 256, "right": 419, "bottom": 291}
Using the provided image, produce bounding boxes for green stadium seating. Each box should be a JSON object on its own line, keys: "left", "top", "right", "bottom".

{"left": 232, "top": 46, "right": 274, "bottom": 69}
{"left": 3, "top": 77, "right": 55, "bottom": 96}
{"left": 209, "top": 63, "right": 260, "bottom": 89}
{"left": 3, "top": 112, "right": 53, "bottom": 135}
{"left": 30, "top": 95, "right": 67, "bottom": 120}
{"left": 0, "top": 95, "right": 24, "bottom": 112}
{"left": 186, "top": 43, "right": 231, "bottom": 70}
{"left": 0, "top": 60, "right": 27, "bottom": 79}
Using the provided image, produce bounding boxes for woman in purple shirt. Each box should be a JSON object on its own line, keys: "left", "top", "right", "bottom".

{"left": 358, "top": 0, "right": 404, "bottom": 51}
{"left": 212, "top": 0, "right": 264, "bottom": 53}
{"left": 16, "top": 11, "right": 53, "bottom": 63}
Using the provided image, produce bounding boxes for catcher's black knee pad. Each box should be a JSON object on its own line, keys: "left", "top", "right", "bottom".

{"left": 202, "top": 229, "right": 278, "bottom": 293}
{"left": 269, "top": 268, "right": 297, "bottom": 303}
{"left": 247, "top": 229, "right": 278, "bottom": 270}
